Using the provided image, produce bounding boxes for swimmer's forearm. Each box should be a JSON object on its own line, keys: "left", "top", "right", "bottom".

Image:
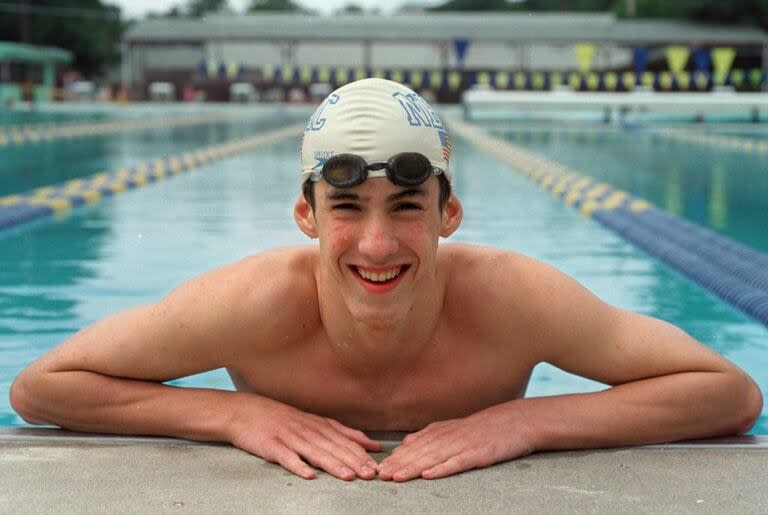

{"left": 11, "top": 370, "right": 247, "bottom": 442}
{"left": 519, "top": 370, "right": 761, "bottom": 451}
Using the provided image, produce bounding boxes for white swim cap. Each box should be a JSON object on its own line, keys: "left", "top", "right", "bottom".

{"left": 300, "top": 78, "right": 452, "bottom": 184}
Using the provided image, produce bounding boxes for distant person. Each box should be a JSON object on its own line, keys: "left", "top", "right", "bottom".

{"left": 288, "top": 86, "right": 307, "bottom": 103}
{"left": 183, "top": 84, "right": 196, "bottom": 102}
{"left": 11, "top": 79, "right": 763, "bottom": 483}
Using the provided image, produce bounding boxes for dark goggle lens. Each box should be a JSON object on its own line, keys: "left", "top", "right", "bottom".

{"left": 323, "top": 155, "right": 364, "bottom": 186}
{"left": 391, "top": 153, "right": 432, "bottom": 185}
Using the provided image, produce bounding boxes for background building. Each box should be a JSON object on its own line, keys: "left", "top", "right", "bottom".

{"left": 123, "top": 12, "right": 768, "bottom": 101}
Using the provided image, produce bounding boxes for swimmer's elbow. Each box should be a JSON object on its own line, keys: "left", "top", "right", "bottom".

{"left": 738, "top": 377, "right": 763, "bottom": 434}
{"left": 724, "top": 371, "right": 763, "bottom": 435}
{"left": 9, "top": 369, "right": 55, "bottom": 426}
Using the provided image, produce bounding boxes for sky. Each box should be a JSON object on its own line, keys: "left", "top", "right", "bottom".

{"left": 111, "top": 0, "right": 435, "bottom": 18}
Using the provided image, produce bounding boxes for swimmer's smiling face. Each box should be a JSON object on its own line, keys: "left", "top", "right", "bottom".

{"left": 295, "top": 175, "right": 462, "bottom": 322}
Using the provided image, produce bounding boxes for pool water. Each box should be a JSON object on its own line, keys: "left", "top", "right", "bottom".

{"left": 0, "top": 108, "right": 766, "bottom": 434}
{"left": 489, "top": 121, "right": 768, "bottom": 253}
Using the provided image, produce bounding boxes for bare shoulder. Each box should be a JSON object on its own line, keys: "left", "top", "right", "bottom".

{"left": 440, "top": 243, "right": 601, "bottom": 358}
{"left": 23, "top": 247, "right": 321, "bottom": 382}
{"left": 187, "top": 246, "right": 321, "bottom": 348}
{"left": 440, "top": 242, "right": 547, "bottom": 302}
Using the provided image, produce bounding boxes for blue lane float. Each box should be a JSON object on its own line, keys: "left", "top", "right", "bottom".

{"left": 445, "top": 115, "right": 768, "bottom": 328}
{"left": 593, "top": 206, "right": 768, "bottom": 324}
{"left": 0, "top": 159, "right": 197, "bottom": 232}
{"left": 0, "top": 124, "right": 303, "bottom": 233}
{"left": 0, "top": 113, "right": 258, "bottom": 148}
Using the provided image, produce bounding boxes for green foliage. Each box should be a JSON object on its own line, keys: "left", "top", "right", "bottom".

{"left": 0, "top": 0, "right": 123, "bottom": 77}
{"left": 429, "top": 0, "right": 767, "bottom": 27}
{"left": 246, "top": 0, "right": 313, "bottom": 13}
{"left": 337, "top": 4, "right": 365, "bottom": 14}
{"left": 616, "top": 0, "right": 768, "bottom": 28}
{"left": 429, "top": 0, "right": 616, "bottom": 12}
{"left": 186, "top": 0, "right": 230, "bottom": 17}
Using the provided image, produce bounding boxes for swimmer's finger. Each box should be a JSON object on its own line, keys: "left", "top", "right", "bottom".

{"left": 270, "top": 446, "right": 318, "bottom": 480}
{"left": 379, "top": 434, "right": 463, "bottom": 481}
{"left": 421, "top": 452, "right": 478, "bottom": 480}
{"left": 326, "top": 418, "right": 383, "bottom": 451}
{"left": 305, "top": 424, "right": 377, "bottom": 479}
{"left": 287, "top": 436, "right": 358, "bottom": 481}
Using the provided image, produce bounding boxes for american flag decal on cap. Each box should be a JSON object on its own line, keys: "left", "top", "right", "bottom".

{"left": 438, "top": 129, "right": 451, "bottom": 163}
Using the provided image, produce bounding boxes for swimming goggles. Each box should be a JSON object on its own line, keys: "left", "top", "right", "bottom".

{"left": 309, "top": 152, "right": 444, "bottom": 188}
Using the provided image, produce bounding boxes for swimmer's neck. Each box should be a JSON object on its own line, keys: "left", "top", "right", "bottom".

{"left": 316, "top": 270, "right": 445, "bottom": 379}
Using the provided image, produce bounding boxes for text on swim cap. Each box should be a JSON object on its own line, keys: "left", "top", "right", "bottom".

{"left": 305, "top": 94, "right": 340, "bottom": 132}
{"left": 392, "top": 92, "right": 445, "bottom": 130}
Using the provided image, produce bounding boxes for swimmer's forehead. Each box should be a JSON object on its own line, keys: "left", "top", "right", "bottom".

{"left": 300, "top": 78, "right": 452, "bottom": 184}
{"left": 324, "top": 185, "right": 428, "bottom": 203}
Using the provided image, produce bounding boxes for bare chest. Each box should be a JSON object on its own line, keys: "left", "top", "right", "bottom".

{"left": 228, "top": 335, "right": 534, "bottom": 431}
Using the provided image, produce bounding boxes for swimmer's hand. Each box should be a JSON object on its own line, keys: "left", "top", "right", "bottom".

{"left": 377, "top": 402, "right": 535, "bottom": 482}
{"left": 227, "top": 393, "right": 382, "bottom": 481}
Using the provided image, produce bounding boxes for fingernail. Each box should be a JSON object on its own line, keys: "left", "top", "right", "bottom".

{"left": 361, "top": 466, "right": 373, "bottom": 475}
{"left": 379, "top": 464, "right": 390, "bottom": 474}
{"left": 368, "top": 460, "right": 378, "bottom": 469}
{"left": 340, "top": 466, "right": 353, "bottom": 475}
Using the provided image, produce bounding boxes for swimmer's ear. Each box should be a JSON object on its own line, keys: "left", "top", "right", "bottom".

{"left": 439, "top": 194, "right": 463, "bottom": 238}
{"left": 294, "top": 194, "right": 318, "bottom": 238}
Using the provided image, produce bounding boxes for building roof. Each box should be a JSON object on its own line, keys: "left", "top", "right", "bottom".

{"left": 124, "top": 13, "right": 768, "bottom": 46}
{"left": 0, "top": 42, "right": 73, "bottom": 63}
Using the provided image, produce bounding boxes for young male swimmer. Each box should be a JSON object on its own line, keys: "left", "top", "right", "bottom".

{"left": 11, "top": 79, "right": 763, "bottom": 482}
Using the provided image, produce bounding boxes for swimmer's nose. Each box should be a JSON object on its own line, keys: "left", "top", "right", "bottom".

{"left": 357, "top": 213, "right": 399, "bottom": 261}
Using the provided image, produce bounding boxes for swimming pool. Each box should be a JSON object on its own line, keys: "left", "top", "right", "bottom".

{"left": 0, "top": 106, "right": 765, "bottom": 434}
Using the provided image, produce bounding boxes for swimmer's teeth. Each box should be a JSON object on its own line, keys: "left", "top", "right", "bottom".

{"left": 358, "top": 267, "right": 401, "bottom": 282}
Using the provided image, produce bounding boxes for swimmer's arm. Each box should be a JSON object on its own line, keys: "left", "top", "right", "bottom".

{"left": 11, "top": 258, "right": 381, "bottom": 481}
{"left": 9, "top": 265, "right": 250, "bottom": 440}
{"left": 519, "top": 262, "right": 763, "bottom": 451}
{"left": 379, "top": 258, "right": 762, "bottom": 482}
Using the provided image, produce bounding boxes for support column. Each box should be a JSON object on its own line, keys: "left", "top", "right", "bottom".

{"left": 120, "top": 42, "right": 130, "bottom": 93}
{"left": 363, "top": 40, "right": 371, "bottom": 70}
{"left": 439, "top": 42, "right": 449, "bottom": 68}
{"left": 42, "top": 62, "right": 53, "bottom": 87}
{"left": 762, "top": 43, "right": 768, "bottom": 92}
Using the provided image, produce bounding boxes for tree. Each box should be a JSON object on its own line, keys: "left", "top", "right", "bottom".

{"left": 186, "top": 0, "right": 230, "bottom": 17}
{"left": 428, "top": 0, "right": 768, "bottom": 28}
{"left": 429, "top": 0, "right": 617, "bottom": 12}
{"left": 0, "top": 0, "right": 124, "bottom": 77}
{"left": 247, "top": 0, "right": 314, "bottom": 13}
{"left": 336, "top": 4, "right": 365, "bottom": 14}
{"left": 615, "top": 0, "right": 768, "bottom": 29}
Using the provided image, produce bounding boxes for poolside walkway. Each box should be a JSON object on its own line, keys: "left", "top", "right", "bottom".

{"left": 1, "top": 429, "right": 766, "bottom": 514}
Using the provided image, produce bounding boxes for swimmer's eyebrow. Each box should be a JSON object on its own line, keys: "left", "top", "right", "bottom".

{"left": 387, "top": 187, "right": 426, "bottom": 203}
{"left": 326, "top": 190, "right": 366, "bottom": 202}
{"left": 325, "top": 187, "right": 426, "bottom": 203}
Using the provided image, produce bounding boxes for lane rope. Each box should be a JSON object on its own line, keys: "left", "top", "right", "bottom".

{"left": 655, "top": 127, "right": 768, "bottom": 155}
{"left": 445, "top": 114, "right": 768, "bottom": 326}
{"left": 0, "top": 123, "right": 304, "bottom": 232}
{"left": 0, "top": 112, "right": 267, "bottom": 148}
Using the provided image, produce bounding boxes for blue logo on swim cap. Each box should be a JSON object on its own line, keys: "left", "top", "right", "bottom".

{"left": 305, "top": 94, "right": 340, "bottom": 132}
{"left": 392, "top": 92, "right": 445, "bottom": 130}
{"left": 313, "top": 151, "right": 334, "bottom": 170}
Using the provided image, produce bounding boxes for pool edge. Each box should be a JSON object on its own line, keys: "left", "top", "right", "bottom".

{"left": 1, "top": 427, "right": 766, "bottom": 449}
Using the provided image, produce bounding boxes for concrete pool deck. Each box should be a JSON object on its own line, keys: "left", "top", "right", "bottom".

{"left": 1, "top": 428, "right": 766, "bottom": 513}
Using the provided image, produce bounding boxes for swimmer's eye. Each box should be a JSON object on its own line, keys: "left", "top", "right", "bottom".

{"left": 332, "top": 203, "right": 361, "bottom": 211}
{"left": 395, "top": 203, "right": 422, "bottom": 211}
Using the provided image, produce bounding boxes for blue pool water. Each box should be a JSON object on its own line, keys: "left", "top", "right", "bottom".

{"left": 0, "top": 107, "right": 766, "bottom": 435}
{"left": 488, "top": 122, "right": 768, "bottom": 253}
